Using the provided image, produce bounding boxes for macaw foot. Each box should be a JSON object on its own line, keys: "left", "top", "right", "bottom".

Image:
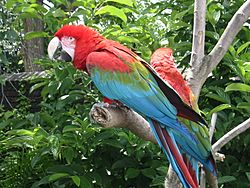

{"left": 103, "top": 97, "right": 130, "bottom": 111}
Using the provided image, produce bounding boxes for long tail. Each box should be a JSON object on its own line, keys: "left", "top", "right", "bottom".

{"left": 183, "top": 154, "right": 199, "bottom": 186}
{"left": 148, "top": 119, "right": 199, "bottom": 188}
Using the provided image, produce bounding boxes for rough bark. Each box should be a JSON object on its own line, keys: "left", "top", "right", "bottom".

{"left": 89, "top": 103, "right": 156, "bottom": 143}
{"left": 188, "top": 0, "right": 206, "bottom": 98}
{"left": 23, "top": 3, "right": 44, "bottom": 72}
{"left": 165, "top": 166, "right": 182, "bottom": 188}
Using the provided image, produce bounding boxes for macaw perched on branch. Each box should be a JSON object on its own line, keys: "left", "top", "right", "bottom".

{"left": 150, "top": 47, "right": 216, "bottom": 186}
{"left": 48, "top": 25, "right": 216, "bottom": 188}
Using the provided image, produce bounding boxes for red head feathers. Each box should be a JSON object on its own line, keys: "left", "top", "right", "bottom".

{"left": 51, "top": 25, "right": 105, "bottom": 70}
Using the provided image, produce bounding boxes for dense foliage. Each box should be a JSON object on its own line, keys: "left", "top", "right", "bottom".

{"left": 0, "top": 0, "right": 249, "bottom": 187}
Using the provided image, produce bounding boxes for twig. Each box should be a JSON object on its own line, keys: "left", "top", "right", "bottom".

{"left": 209, "top": 113, "right": 218, "bottom": 142}
{"left": 212, "top": 118, "right": 250, "bottom": 153}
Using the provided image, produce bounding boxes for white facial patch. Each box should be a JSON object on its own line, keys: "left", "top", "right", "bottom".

{"left": 61, "top": 36, "right": 76, "bottom": 60}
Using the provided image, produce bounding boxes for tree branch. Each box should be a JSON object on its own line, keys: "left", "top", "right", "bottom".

{"left": 212, "top": 117, "right": 250, "bottom": 153}
{"left": 206, "top": 0, "right": 250, "bottom": 75}
{"left": 209, "top": 113, "right": 218, "bottom": 142}
{"left": 190, "top": 0, "right": 206, "bottom": 67}
{"left": 188, "top": 0, "right": 250, "bottom": 97}
{"left": 187, "top": 0, "right": 206, "bottom": 97}
{"left": 89, "top": 103, "right": 156, "bottom": 143}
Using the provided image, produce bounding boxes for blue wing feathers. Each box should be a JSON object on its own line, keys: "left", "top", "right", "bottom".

{"left": 87, "top": 51, "right": 216, "bottom": 186}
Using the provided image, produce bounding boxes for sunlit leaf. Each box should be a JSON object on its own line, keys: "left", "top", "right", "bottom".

{"left": 106, "top": 0, "right": 133, "bottom": 7}
{"left": 24, "top": 31, "right": 48, "bottom": 40}
{"left": 225, "top": 83, "right": 250, "bottom": 92}
{"left": 95, "top": 5, "right": 127, "bottom": 23}
{"left": 237, "top": 42, "right": 250, "bottom": 55}
{"left": 71, "top": 176, "right": 80, "bottom": 187}
{"left": 49, "top": 173, "right": 69, "bottom": 181}
{"left": 209, "top": 104, "right": 231, "bottom": 116}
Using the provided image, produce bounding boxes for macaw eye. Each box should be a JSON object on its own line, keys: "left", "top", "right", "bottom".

{"left": 68, "top": 37, "right": 74, "bottom": 41}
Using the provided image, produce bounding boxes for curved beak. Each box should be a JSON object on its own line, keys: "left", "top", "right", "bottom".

{"left": 48, "top": 37, "right": 60, "bottom": 60}
{"left": 47, "top": 37, "right": 72, "bottom": 62}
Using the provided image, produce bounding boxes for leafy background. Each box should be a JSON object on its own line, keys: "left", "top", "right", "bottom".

{"left": 0, "top": 0, "right": 249, "bottom": 187}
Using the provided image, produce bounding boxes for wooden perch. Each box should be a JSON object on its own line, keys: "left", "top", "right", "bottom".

{"left": 89, "top": 103, "right": 156, "bottom": 143}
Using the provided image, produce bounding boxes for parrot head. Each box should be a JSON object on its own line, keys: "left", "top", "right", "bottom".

{"left": 150, "top": 47, "right": 175, "bottom": 67}
{"left": 47, "top": 25, "right": 104, "bottom": 70}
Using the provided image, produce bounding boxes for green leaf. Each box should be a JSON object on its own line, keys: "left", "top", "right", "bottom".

{"left": 71, "top": 176, "right": 81, "bottom": 187}
{"left": 31, "top": 176, "right": 50, "bottom": 188}
{"left": 225, "top": 83, "right": 250, "bottom": 92}
{"left": 212, "top": 11, "right": 220, "bottom": 24}
{"left": 24, "top": 31, "right": 48, "bottom": 40}
{"left": 49, "top": 173, "right": 69, "bottom": 181}
{"left": 7, "top": 129, "right": 34, "bottom": 136}
{"left": 117, "top": 35, "right": 140, "bottom": 43}
{"left": 63, "top": 125, "right": 81, "bottom": 133}
{"left": 206, "top": 93, "right": 229, "bottom": 103}
{"left": 125, "top": 168, "right": 140, "bottom": 179}
{"left": 0, "top": 120, "right": 10, "bottom": 130}
{"left": 237, "top": 42, "right": 250, "bottom": 55}
{"left": 150, "top": 176, "right": 165, "bottom": 186}
{"left": 112, "top": 158, "right": 136, "bottom": 169}
{"left": 31, "top": 148, "right": 50, "bottom": 168}
{"left": 53, "top": 8, "right": 66, "bottom": 17}
{"left": 30, "top": 81, "right": 47, "bottom": 93}
{"left": 218, "top": 176, "right": 237, "bottom": 184}
{"left": 141, "top": 168, "right": 156, "bottom": 179}
{"left": 206, "top": 31, "right": 220, "bottom": 40}
{"left": 243, "top": 62, "right": 250, "bottom": 71}
{"left": 95, "top": 5, "right": 127, "bottom": 23}
{"left": 246, "top": 172, "right": 250, "bottom": 181}
{"left": 63, "top": 147, "right": 74, "bottom": 164}
{"left": 106, "top": 0, "right": 133, "bottom": 7}
{"left": 80, "top": 176, "right": 92, "bottom": 188}
{"left": 209, "top": 104, "right": 231, "bottom": 116}
{"left": 102, "top": 139, "right": 123, "bottom": 148}
{"left": 237, "top": 102, "right": 250, "bottom": 109}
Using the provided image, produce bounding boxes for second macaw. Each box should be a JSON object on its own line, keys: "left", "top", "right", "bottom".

{"left": 47, "top": 25, "right": 216, "bottom": 188}
{"left": 150, "top": 47, "right": 216, "bottom": 185}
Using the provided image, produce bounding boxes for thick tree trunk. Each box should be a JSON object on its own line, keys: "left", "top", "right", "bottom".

{"left": 23, "top": 17, "right": 44, "bottom": 72}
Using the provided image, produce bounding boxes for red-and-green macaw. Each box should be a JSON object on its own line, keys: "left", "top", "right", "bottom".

{"left": 150, "top": 47, "right": 216, "bottom": 186}
{"left": 47, "top": 25, "right": 216, "bottom": 188}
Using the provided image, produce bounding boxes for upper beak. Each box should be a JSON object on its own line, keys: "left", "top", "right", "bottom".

{"left": 47, "top": 37, "right": 72, "bottom": 62}
{"left": 48, "top": 37, "right": 60, "bottom": 60}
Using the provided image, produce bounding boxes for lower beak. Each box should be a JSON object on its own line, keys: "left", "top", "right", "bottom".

{"left": 47, "top": 37, "right": 72, "bottom": 62}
